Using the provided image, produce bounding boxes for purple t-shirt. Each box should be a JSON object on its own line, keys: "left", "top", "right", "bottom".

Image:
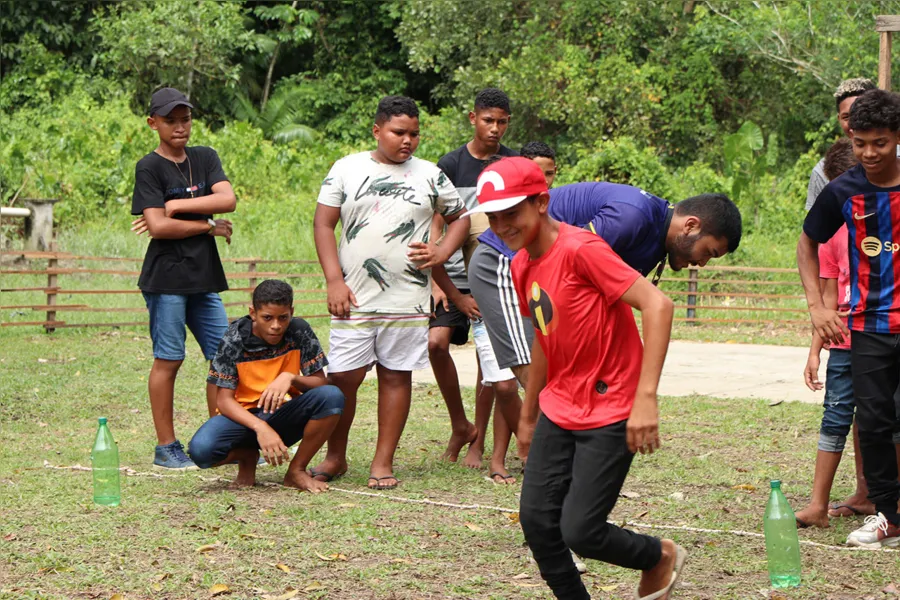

{"left": 478, "top": 182, "right": 671, "bottom": 276}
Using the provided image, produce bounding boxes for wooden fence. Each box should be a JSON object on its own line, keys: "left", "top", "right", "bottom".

{"left": 0, "top": 250, "right": 808, "bottom": 332}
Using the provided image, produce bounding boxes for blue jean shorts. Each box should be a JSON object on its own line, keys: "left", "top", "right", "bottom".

{"left": 142, "top": 292, "right": 228, "bottom": 361}
{"left": 819, "top": 348, "right": 855, "bottom": 453}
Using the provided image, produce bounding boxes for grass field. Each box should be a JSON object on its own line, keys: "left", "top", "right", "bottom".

{"left": 1, "top": 329, "right": 898, "bottom": 600}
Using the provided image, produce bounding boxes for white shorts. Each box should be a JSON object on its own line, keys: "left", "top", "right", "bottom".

{"left": 472, "top": 319, "right": 515, "bottom": 385}
{"left": 328, "top": 313, "right": 429, "bottom": 373}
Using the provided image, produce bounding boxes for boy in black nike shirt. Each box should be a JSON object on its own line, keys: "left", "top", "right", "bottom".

{"left": 130, "top": 87, "right": 237, "bottom": 470}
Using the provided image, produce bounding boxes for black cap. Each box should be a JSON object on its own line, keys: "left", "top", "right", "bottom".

{"left": 148, "top": 88, "right": 194, "bottom": 117}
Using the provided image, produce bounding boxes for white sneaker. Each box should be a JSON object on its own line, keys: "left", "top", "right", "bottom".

{"left": 846, "top": 512, "right": 900, "bottom": 548}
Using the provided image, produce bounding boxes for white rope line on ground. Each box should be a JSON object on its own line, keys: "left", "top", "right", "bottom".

{"left": 43, "top": 463, "right": 898, "bottom": 553}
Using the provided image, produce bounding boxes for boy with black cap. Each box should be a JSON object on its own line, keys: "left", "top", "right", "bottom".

{"left": 131, "top": 87, "right": 237, "bottom": 470}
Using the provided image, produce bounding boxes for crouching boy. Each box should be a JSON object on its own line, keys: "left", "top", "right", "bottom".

{"left": 189, "top": 280, "right": 344, "bottom": 492}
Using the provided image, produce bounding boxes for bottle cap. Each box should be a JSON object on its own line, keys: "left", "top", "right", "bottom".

{"left": 770, "top": 479, "right": 781, "bottom": 489}
{"left": 98, "top": 417, "right": 107, "bottom": 425}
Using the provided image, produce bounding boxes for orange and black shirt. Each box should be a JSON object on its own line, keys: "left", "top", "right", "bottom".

{"left": 207, "top": 316, "right": 327, "bottom": 410}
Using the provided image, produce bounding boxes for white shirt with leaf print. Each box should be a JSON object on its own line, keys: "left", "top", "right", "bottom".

{"left": 317, "top": 151, "right": 464, "bottom": 314}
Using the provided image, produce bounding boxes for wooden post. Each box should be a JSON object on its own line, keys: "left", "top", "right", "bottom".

{"left": 45, "top": 238, "right": 58, "bottom": 333}
{"left": 876, "top": 15, "right": 900, "bottom": 90}
{"left": 686, "top": 267, "right": 699, "bottom": 325}
{"left": 23, "top": 199, "right": 59, "bottom": 252}
{"left": 248, "top": 260, "right": 257, "bottom": 301}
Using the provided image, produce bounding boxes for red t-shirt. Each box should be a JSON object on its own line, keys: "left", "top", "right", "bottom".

{"left": 512, "top": 223, "right": 643, "bottom": 430}
{"left": 818, "top": 223, "right": 851, "bottom": 351}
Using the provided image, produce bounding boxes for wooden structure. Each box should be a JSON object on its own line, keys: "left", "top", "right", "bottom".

{"left": 0, "top": 199, "right": 60, "bottom": 251}
{"left": 877, "top": 15, "right": 900, "bottom": 90}
{"left": 0, "top": 250, "right": 806, "bottom": 332}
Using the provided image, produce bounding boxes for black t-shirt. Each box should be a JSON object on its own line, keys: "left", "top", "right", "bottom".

{"left": 437, "top": 143, "right": 518, "bottom": 210}
{"left": 131, "top": 146, "right": 230, "bottom": 294}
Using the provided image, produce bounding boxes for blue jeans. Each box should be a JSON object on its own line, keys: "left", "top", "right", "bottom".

{"left": 142, "top": 292, "right": 228, "bottom": 360}
{"left": 187, "top": 385, "right": 344, "bottom": 469}
{"left": 819, "top": 349, "right": 855, "bottom": 453}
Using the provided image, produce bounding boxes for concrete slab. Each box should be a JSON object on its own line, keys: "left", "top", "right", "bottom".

{"left": 394, "top": 340, "right": 821, "bottom": 405}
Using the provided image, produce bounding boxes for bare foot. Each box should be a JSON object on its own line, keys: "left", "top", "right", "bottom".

{"left": 442, "top": 422, "right": 478, "bottom": 462}
{"left": 794, "top": 505, "right": 829, "bottom": 528}
{"left": 462, "top": 445, "right": 484, "bottom": 469}
{"left": 229, "top": 451, "right": 258, "bottom": 488}
{"left": 309, "top": 456, "right": 348, "bottom": 482}
{"left": 284, "top": 469, "right": 329, "bottom": 493}
{"left": 638, "top": 539, "right": 676, "bottom": 599}
{"left": 828, "top": 495, "right": 875, "bottom": 518}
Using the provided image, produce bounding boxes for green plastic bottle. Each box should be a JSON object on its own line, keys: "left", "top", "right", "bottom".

{"left": 91, "top": 417, "right": 120, "bottom": 507}
{"left": 763, "top": 480, "right": 800, "bottom": 588}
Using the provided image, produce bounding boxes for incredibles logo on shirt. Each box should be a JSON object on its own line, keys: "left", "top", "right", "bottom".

{"left": 528, "top": 281, "right": 558, "bottom": 336}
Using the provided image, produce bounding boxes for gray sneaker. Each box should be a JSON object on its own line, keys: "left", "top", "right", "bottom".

{"left": 153, "top": 440, "right": 199, "bottom": 471}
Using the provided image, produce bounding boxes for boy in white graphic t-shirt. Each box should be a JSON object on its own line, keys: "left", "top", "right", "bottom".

{"left": 311, "top": 95, "right": 469, "bottom": 490}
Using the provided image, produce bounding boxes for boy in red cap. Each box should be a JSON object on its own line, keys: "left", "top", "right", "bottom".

{"left": 465, "top": 156, "right": 686, "bottom": 599}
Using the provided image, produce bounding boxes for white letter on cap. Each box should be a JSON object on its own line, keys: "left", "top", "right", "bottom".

{"left": 477, "top": 171, "right": 506, "bottom": 197}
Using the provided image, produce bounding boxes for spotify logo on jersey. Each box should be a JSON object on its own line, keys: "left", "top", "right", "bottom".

{"left": 861, "top": 236, "right": 883, "bottom": 257}
{"left": 860, "top": 236, "right": 900, "bottom": 257}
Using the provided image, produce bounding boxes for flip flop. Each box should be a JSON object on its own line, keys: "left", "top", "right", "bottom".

{"left": 308, "top": 469, "right": 344, "bottom": 483}
{"left": 487, "top": 472, "right": 516, "bottom": 484}
{"left": 795, "top": 517, "right": 811, "bottom": 529}
{"left": 634, "top": 544, "right": 687, "bottom": 600}
{"left": 367, "top": 475, "right": 399, "bottom": 490}
{"left": 828, "top": 502, "right": 864, "bottom": 518}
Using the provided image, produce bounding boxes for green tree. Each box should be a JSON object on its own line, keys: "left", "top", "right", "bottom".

{"left": 91, "top": 0, "right": 259, "bottom": 112}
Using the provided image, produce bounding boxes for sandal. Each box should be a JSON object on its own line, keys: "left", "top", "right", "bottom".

{"left": 367, "top": 475, "right": 399, "bottom": 490}
{"left": 634, "top": 544, "right": 687, "bottom": 600}
{"left": 308, "top": 468, "right": 344, "bottom": 483}
{"left": 488, "top": 472, "right": 516, "bottom": 484}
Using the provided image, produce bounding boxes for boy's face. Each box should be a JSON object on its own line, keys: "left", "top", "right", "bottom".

{"left": 530, "top": 157, "right": 557, "bottom": 188}
{"left": 249, "top": 303, "right": 293, "bottom": 345}
{"left": 372, "top": 115, "right": 420, "bottom": 164}
{"left": 838, "top": 96, "right": 860, "bottom": 137}
{"left": 486, "top": 193, "right": 549, "bottom": 252}
{"left": 469, "top": 108, "right": 510, "bottom": 147}
{"left": 666, "top": 216, "right": 729, "bottom": 271}
{"left": 850, "top": 127, "right": 900, "bottom": 179}
{"left": 148, "top": 105, "right": 192, "bottom": 149}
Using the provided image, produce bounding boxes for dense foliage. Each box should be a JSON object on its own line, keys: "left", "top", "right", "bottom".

{"left": 2, "top": 0, "right": 898, "bottom": 261}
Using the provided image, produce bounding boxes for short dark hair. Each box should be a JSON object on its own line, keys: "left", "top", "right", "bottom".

{"left": 848, "top": 89, "right": 900, "bottom": 132}
{"left": 375, "top": 95, "right": 419, "bottom": 125}
{"left": 252, "top": 279, "right": 293, "bottom": 309}
{"left": 834, "top": 78, "right": 876, "bottom": 111}
{"left": 474, "top": 88, "right": 510, "bottom": 113}
{"left": 520, "top": 141, "right": 556, "bottom": 161}
{"left": 674, "top": 193, "right": 742, "bottom": 253}
{"left": 823, "top": 138, "right": 858, "bottom": 181}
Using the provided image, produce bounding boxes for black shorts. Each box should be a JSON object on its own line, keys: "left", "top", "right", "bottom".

{"left": 429, "top": 289, "right": 471, "bottom": 346}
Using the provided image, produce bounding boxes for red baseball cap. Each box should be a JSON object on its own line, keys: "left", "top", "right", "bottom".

{"left": 462, "top": 157, "right": 549, "bottom": 217}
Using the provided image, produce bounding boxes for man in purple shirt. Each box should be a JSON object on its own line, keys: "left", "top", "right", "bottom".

{"left": 467, "top": 182, "right": 742, "bottom": 396}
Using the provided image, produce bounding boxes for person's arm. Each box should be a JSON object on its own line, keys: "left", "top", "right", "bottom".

{"left": 216, "top": 387, "right": 290, "bottom": 465}
{"left": 313, "top": 203, "right": 357, "bottom": 318}
{"left": 136, "top": 206, "right": 229, "bottom": 239}
{"left": 408, "top": 172, "right": 470, "bottom": 270}
{"left": 257, "top": 369, "right": 328, "bottom": 413}
{"left": 517, "top": 334, "right": 545, "bottom": 457}
{"left": 804, "top": 277, "right": 834, "bottom": 391}
{"left": 619, "top": 276, "right": 674, "bottom": 455}
{"left": 164, "top": 181, "right": 237, "bottom": 217}
{"left": 798, "top": 232, "right": 848, "bottom": 344}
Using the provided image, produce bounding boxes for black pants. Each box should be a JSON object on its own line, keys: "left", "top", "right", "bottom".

{"left": 519, "top": 415, "right": 662, "bottom": 600}
{"left": 850, "top": 331, "right": 900, "bottom": 524}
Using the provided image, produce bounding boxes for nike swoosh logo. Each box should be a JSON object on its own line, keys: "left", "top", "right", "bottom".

{"left": 854, "top": 212, "right": 876, "bottom": 220}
